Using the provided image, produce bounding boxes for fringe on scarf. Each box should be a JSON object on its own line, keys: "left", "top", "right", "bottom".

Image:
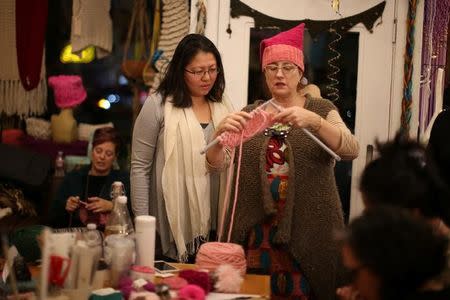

{"left": 179, "top": 234, "right": 208, "bottom": 262}
{"left": 0, "top": 78, "right": 47, "bottom": 117}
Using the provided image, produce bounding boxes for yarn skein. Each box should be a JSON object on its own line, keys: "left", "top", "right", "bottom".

{"left": 196, "top": 242, "right": 246, "bottom": 276}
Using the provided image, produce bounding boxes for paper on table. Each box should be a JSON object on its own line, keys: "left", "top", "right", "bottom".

{"left": 207, "top": 293, "right": 262, "bottom": 300}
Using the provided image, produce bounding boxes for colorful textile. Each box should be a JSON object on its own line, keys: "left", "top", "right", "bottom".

{"left": 0, "top": 0, "right": 47, "bottom": 116}
{"left": 247, "top": 128, "right": 312, "bottom": 299}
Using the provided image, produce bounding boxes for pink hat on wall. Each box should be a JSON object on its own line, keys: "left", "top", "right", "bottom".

{"left": 48, "top": 75, "right": 87, "bottom": 109}
{"left": 260, "top": 23, "right": 305, "bottom": 71}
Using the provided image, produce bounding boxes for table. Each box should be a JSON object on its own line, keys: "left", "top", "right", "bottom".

{"left": 170, "top": 263, "right": 270, "bottom": 296}
{"left": 27, "top": 263, "right": 270, "bottom": 297}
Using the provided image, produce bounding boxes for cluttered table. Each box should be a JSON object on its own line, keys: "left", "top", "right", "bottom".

{"left": 170, "top": 263, "right": 270, "bottom": 296}
{"left": 26, "top": 262, "right": 270, "bottom": 298}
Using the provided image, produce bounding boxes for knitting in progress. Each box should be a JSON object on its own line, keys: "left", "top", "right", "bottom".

{"left": 217, "top": 107, "right": 274, "bottom": 149}
{"left": 201, "top": 100, "right": 341, "bottom": 161}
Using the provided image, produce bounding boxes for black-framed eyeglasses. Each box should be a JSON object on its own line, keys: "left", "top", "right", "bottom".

{"left": 185, "top": 67, "right": 220, "bottom": 78}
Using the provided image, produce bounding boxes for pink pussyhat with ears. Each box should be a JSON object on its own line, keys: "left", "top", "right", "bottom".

{"left": 48, "top": 75, "right": 87, "bottom": 109}
{"left": 260, "top": 23, "right": 305, "bottom": 71}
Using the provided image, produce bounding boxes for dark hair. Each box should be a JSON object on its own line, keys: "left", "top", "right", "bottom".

{"left": 92, "top": 127, "right": 122, "bottom": 153}
{"left": 346, "top": 207, "right": 448, "bottom": 300}
{"left": 156, "top": 34, "right": 225, "bottom": 108}
{"left": 427, "top": 109, "right": 450, "bottom": 191}
{"left": 360, "top": 131, "right": 450, "bottom": 226}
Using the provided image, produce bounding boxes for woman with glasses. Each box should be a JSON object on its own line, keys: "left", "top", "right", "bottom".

{"left": 206, "top": 23, "right": 359, "bottom": 299}
{"left": 131, "top": 34, "right": 234, "bottom": 261}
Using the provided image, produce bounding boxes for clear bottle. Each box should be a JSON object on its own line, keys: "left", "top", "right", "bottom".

{"left": 110, "top": 181, "right": 125, "bottom": 203}
{"left": 83, "top": 223, "right": 103, "bottom": 285}
{"left": 104, "top": 196, "right": 134, "bottom": 237}
{"left": 54, "top": 151, "right": 65, "bottom": 177}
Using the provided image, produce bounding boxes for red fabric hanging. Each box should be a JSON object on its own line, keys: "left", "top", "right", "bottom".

{"left": 15, "top": 0, "right": 48, "bottom": 91}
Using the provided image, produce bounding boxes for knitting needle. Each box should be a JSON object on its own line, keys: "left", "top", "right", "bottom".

{"left": 200, "top": 100, "right": 341, "bottom": 161}
{"left": 266, "top": 100, "right": 342, "bottom": 161}
{"left": 199, "top": 102, "right": 270, "bottom": 155}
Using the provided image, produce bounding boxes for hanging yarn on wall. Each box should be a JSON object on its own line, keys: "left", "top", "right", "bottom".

{"left": 401, "top": 0, "right": 418, "bottom": 133}
{"left": 151, "top": 0, "right": 190, "bottom": 90}
{"left": 325, "top": 21, "right": 342, "bottom": 103}
{"left": 195, "top": 0, "right": 207, "bottom": 35}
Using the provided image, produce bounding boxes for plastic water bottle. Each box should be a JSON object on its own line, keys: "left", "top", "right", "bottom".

{"left": 104, "top": 196, "right": 134, "bottom": 237}
{"left": 54, "top": 151, "right": 65, "bottom": 177}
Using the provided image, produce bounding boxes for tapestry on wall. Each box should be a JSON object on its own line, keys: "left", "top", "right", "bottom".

{"left": 229, "top": 0, "right": 386, "bottom": 103}
{"left": 230, "top": 0, "right": 386, "bottom": 38}
{"left": 0, "top": 0, "right": 48, "bottom": 117}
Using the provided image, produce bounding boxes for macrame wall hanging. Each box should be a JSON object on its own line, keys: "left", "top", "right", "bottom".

{"left": 229, "top": 0, "right": 385, "bottom": 103}
{"left": 0, "top": 0, "right": 48, "bottom": 117}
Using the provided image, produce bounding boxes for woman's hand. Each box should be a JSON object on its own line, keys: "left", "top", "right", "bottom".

{"left": 336, "top": 285, "right": 362, "bottom": 300}
{"left": 85, "top": 197, "right": 113, "bottom": 213}
{"left": 273, "top": 106, "right": 322, "bottom": 131}
{"left": 65, "top": 196, "right": 80, "bottom": 212}
{"left": 214, "top": 111, "right": 252, "bottom": 137}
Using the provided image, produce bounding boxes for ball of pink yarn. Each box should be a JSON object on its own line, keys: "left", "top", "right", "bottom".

{"left": 196, "top": 242, "right": 247, "bottom": 276}
{"left": 178, "top": 284, "right": 206, "bottom": 300}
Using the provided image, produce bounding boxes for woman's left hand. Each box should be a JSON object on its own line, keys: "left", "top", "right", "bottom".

{"left": 273, "top": 106, "right": 321, "bottom": 130}
{"left": 86, "top": 197, "right": 113, "bottom": 213}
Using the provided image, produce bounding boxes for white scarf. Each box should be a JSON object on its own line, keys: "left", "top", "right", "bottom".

{"left": 162, "top": 97, "right": 233, "bottom": 260}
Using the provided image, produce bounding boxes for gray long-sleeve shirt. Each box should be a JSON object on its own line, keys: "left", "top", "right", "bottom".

{"left": 130, "top": 93, "right": 219, "bottom": 260}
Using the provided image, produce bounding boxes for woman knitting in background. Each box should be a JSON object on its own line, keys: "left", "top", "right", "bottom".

{"left": 51, "top": 127, "right": 130, "bottom": 230}
{"left": 207, "top": 23, "right": 359, "bottom": 299}
{"left": 131, "top": 34, "right": 234, "bottom": 261}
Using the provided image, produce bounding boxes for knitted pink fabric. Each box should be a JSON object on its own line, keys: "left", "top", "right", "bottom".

{"left": 48, "top": 75, "right": 87, "bottom": 108}
{"left": 260, "top": 23, "right": 305, "bottom": 70}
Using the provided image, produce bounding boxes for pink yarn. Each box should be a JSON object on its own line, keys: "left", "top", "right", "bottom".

{"left": 196, "top": 242, "right": 246, "bottom": 276}
{"left": 178, "top": 270, "right": 211, "bottom": 294}
{"left": 217, "top": 108, "right": 274, "bottom": 149}
{"left": 178, "top": 284, "right": 206, "bottom": 300}
{"left": 48, "top": 75, "right": 87, "bottom": 109}
{"left": 162, "top": 277, "right": 188, "bottom": 290}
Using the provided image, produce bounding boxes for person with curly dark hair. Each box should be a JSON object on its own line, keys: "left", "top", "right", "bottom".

{"left": 337, "top": 132, "right": 450, "bottom": 299}
{"left": 359, "top": 131, "right": 450, "bottom": 231}
{"left": 427, "top": 87, "right": 450, "bottom": 194}
{"left": 338, "top": 206, "right": 449, "bottom": 300}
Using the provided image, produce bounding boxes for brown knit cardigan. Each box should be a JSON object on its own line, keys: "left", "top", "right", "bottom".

{"left": 227, "top": 97, "right": 346, "bottom": 300}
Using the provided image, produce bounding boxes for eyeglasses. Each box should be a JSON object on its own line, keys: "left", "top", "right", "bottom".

{"left": 264, "top": 63, "right": 298, "bottom": 76}
{"left": 185, "top": 67, "right": 220, "bottom": 78}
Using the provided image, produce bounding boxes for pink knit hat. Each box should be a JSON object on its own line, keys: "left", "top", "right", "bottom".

{"left": 48, "top": 75, "right": 87, "bottom": 109}
{"left": 260, "top": 23, "right": 305, "bottom": 71}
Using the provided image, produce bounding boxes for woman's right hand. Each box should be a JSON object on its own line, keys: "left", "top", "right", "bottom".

{"left": 65, "top": 196, "right": 80, "bottom": 212}
{"left": 214, "top": 111, "right": 252, "bottom": 137}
